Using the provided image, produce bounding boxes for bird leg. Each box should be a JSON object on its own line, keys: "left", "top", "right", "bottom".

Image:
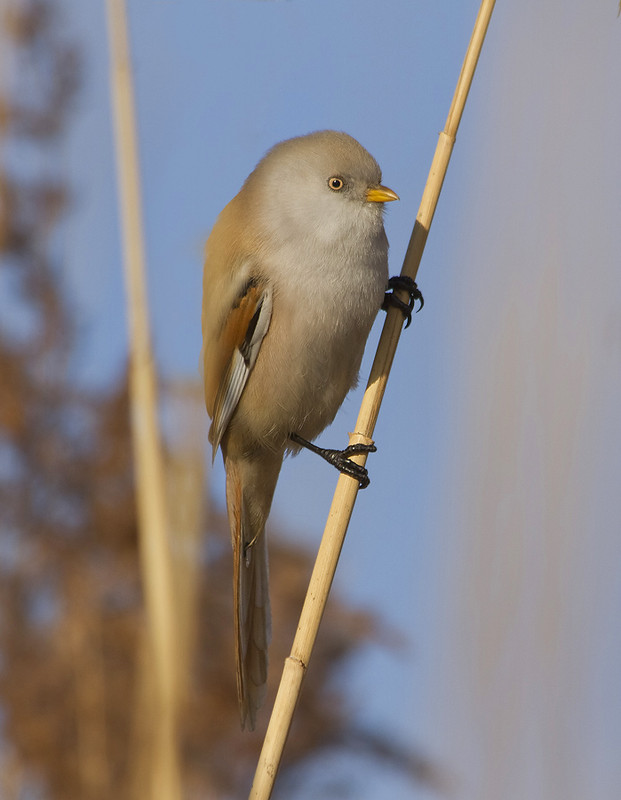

{"left": 382, "top": 275, "right": 424, "bottom": 328}
{"left": 289, "top": 432, "right": 376, "bottom": 489}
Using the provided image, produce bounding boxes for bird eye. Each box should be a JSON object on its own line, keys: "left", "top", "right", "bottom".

{"left": 328, "top": 176, "right": 344, "bottom": 191}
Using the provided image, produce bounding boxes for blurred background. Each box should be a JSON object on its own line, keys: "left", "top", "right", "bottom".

{"left": 1, "top": 1, "right": 620, "bottom": 798}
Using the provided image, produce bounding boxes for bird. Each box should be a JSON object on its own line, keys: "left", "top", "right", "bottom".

{"left": 201, "top": 130, "right": 403, "bottom": 730}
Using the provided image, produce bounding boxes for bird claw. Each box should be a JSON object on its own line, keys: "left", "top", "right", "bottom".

{"left": 320, "top": 443, "right": 376, "bottom": 489}
{"left": 382, "top": 275, "right": 424, "bottom": 328}
{"left": 290, "top": 434, "right": 376, "bottom": 489}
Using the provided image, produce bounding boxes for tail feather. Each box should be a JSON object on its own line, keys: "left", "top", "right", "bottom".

{"left": 225, "top": 453, "right": 281, "bottom": 730}
{"left": 235, "top": 529, "right": 270, "bottom": 727}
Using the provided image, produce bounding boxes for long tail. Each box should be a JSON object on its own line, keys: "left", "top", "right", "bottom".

{"left": 224, "top": 452, "right": 282, "bottom": 730}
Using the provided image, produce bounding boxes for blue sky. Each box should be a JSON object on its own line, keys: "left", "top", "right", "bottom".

{"left": 54, "top": 1, "right": 621, "bottom": 797}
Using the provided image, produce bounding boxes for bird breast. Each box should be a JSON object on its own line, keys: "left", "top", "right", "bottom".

{"left": 230, "top": 228, "right": 388, "bottom": 451}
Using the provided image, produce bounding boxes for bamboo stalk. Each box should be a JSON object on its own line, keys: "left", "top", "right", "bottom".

{"left": 249, "top": 2, "right": 496, "bottom": 797}
{"left": 105, "top": 2, "right": 181, "bottom": 798}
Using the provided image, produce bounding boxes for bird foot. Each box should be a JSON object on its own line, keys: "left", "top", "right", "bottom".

{"left": 290, "top": 433, "right": 376, "bottom": 489}
{"left": 382, "top": 275, "right": 424, "bottom": 328}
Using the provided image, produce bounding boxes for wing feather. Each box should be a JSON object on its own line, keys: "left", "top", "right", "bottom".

{"left": 204, "top": 278, "right": 272, "bottom": 458}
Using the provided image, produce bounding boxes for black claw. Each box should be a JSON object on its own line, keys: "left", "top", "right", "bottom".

{"left": 290, "top": 433, "right": 376, "bottom": 489}
{"left": 339, "top": 443, "right": 378, "bottom": 457}
{"left": 382, "top": 275, "right": 424, "bottom": 328}
{"left": 384, "top": 293, "right": 414, "bottom": 328}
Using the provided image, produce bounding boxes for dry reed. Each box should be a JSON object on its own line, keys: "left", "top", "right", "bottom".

{"left": 106, "top": 1, "right": 182, "bottom": 798}
{"left": 249, "top": 1, "right": 497, "bottom": 797}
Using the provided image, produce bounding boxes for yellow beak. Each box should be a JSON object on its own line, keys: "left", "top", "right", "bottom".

{"left": 365, "top": 184, "right": 400, "bottom": 203}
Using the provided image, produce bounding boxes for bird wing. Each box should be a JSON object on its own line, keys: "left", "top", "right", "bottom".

{"left": 203, "top": 276, "right": 273, "bottom": 458}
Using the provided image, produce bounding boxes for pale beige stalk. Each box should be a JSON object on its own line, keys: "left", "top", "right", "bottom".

{"left": 106, "top": 2, "right": 181, "bottom": 799}
{"left": 249, "top": 1, "right": 497, "bottom": 797}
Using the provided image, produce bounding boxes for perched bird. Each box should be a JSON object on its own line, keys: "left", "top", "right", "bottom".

{"left": 202, "top": 130, "right": 402, "bottom": 730}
